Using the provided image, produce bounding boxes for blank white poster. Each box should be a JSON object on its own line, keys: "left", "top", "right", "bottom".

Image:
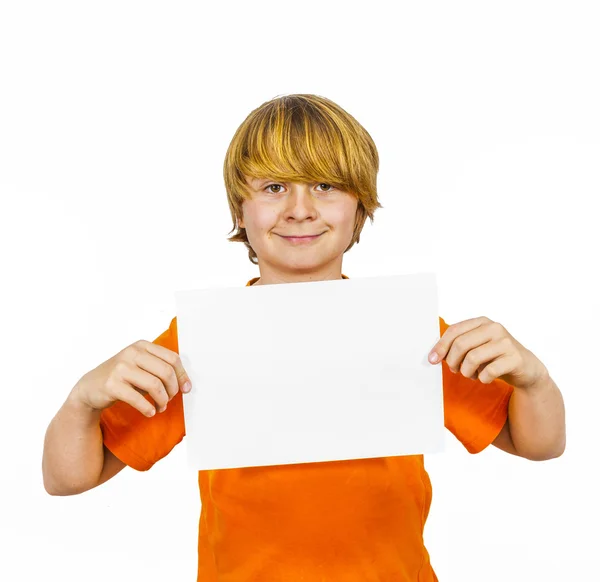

{"left": 175, "top": 273, "right": 444, "bottom": 470}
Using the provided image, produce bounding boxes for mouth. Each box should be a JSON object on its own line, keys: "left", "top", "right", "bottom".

{"left": 277, "top": 232, "right": 325, "bottom": 244}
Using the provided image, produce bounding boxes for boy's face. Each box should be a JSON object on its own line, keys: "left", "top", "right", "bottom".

{"left": 239, "top": 176, "right": 359, "bottom": 282}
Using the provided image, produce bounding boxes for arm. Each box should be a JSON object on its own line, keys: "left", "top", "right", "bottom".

{"left": 42, "top": 384, "right": 125, "bottom": 496}
{"left": 492, "top": 371, "right": 566, "bottom": 460}
{"left": 431, "top": 316, "right": 566, "bottom": 461}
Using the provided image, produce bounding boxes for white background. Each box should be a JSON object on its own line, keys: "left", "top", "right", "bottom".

{"left": 1, "top": 1, "right": 598, "bottom": 580}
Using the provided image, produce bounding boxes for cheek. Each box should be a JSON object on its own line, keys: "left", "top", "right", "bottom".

{"left": 259, "top": 210, "right": 279, "bottom": 232}
{"left": 245, "top": 207, "right": 278, "bottom": 234}
{"left": 329, "top": 202, "right": 358, "bottom": 231}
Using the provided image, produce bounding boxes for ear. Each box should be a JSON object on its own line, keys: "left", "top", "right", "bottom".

{"left": 238, "top": 216, "right": 245, "bottom": 229}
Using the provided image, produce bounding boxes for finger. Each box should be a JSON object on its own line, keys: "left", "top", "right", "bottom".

{"left": 477, "top": 354, "right": 514, "bottom": 384}
{"left": 468, "top": 363, "right": 487, "bottom": 381}
{"left": 446, "top": 324, "right": 494, "bottom": 372}
{"left": 134, "top": 348, "right": 180, "bottom": 401}
{"left": 122, "top": 363, "right": 169, "bottom": 412}
{"left": 141, "top": 340, "right": 193, "bottom": 394}
{"left": 430, "top": 317, "right": 491, "bottom": 363}
{"left": 458, "top": 340, "right": 506, "bottom": 378}
{"left": 113, "top": 382, "right": 157, "bottom": 418}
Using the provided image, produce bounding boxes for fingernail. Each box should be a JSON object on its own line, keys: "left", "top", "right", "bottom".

{"left": 429, "top": 352, "right": 439, "bottom": 363}
{"left": 182, "top": 381, "right": 192, "bottom": 393}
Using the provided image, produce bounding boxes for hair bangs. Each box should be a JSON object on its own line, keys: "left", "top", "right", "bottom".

{"left": 236, "top": 98, "right": 367, "bottom": 197}
{"left": 223, "top": 94, "right": 382, "bottom": 264}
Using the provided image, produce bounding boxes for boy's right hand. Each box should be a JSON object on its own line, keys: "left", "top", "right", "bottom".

{"left": 72, "top": 340, "right": 192, "bottom": 417}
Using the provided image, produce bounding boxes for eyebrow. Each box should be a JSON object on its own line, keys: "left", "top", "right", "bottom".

{"left": 247, "top": 177, "right": 269, "bottom": 189}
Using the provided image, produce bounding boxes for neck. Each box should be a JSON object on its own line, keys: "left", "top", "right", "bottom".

{"left": 252, "top": 266, "right": 345, "bottom": 286}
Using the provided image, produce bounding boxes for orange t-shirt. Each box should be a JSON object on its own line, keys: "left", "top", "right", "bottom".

{"left": 99, "top": 275, "right": 514, "bottom": 582}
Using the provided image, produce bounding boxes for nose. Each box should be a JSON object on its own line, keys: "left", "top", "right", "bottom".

{"left": 283, "top": 184, "right": 318, "bottom": 221}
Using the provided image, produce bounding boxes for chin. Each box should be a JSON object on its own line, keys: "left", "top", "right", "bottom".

{"left": 281, "top": 257, "right": 335, "bottom": 272}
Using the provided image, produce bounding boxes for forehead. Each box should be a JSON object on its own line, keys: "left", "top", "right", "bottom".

{"left": 244, "top": 175, "right": 296, "bottom": 189}
{"left": 244, "top": 175, "right": 264, "bottom": 188}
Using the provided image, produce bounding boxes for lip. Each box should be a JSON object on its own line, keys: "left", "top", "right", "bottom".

{"left": 277, "top": 232, "right": 324, "bottom": 244}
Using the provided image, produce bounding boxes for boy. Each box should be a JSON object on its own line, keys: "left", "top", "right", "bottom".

{"left": 42, "top": 94, "right": 566, "bottom": 581}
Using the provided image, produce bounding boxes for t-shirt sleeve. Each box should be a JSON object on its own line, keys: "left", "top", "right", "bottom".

{"left": 99, "top": 316, "right": 185, "bottom": 471}
{"left": 439, "top": 316, "right": 515, "bottom": 454}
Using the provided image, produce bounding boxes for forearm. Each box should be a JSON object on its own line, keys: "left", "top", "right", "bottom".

{"left": 507, "top": 372, "right": 566, "bottom": 460}
{"left": 42, "top": 385, "right": 105, "bottom": 496}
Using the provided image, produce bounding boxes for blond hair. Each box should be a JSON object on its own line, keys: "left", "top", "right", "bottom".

{"left": 223, "top": 94, "right": 383, "bottom": 264}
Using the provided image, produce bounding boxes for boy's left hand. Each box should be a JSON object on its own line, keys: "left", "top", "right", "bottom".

{"left": 428, "top": 316, "right": 549, "bottom": 390}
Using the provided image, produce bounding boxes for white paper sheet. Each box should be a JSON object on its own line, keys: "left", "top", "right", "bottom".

{"left": 175, "top": 273, "right": 444, "bottom": 470}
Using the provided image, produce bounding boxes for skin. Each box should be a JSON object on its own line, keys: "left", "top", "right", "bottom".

{"left": 239, "top": 176, "right": 358, "bottom": 285}
{"left": 240, "top": 176, "right": 566, "bottom": 461}
{"left": 44, "top": 175, "right": 564, "bottom": 497}
{"left": 429, "top": 317, "right": 566, "bottom": 460}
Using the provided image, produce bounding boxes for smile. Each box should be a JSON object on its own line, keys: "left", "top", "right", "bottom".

{"left": 277, "top": 233, "right": 324, "bottom": 244}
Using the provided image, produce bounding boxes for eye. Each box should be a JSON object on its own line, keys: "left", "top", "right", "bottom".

{"left": 263, "top": 182, "right": 335, "bottom": 194}
{"left": 316, "top": 183, "right": 335, "bottom": 192}
{"left": 265, "top": 183, "right": 284, "bottom": 194}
